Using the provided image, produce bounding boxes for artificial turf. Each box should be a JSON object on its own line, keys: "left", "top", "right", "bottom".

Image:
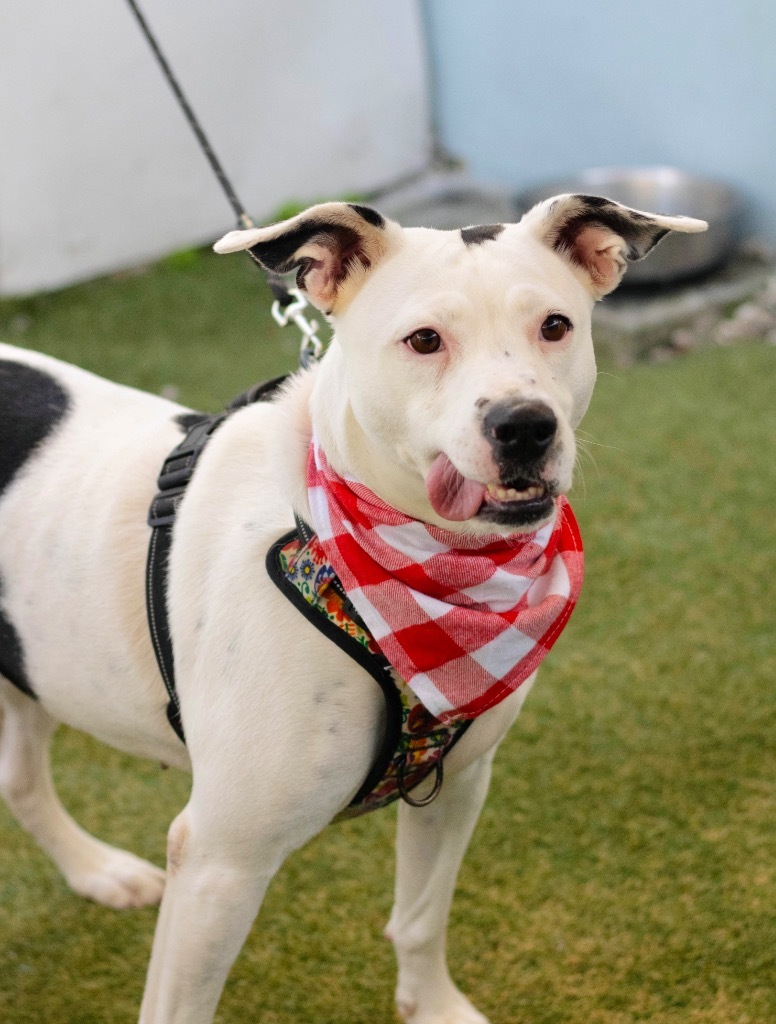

{"left": 0, "top": 250, "right": 774, "bottom": 1023}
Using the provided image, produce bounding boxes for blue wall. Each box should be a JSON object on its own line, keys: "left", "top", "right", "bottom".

{"left": 422, "top": 0, "right": 776, "bottom": 240}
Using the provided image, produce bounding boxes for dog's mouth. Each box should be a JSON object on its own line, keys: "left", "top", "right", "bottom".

{"left": 479, "top": 477, "right": 554, "bottom": 527}
{"left": 425, "top": 454, "right": 555, "bottom": 527}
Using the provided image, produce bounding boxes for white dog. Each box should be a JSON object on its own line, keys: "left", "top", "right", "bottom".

{"left": 0, "top": 195, "right": 705, "bottom": 1023}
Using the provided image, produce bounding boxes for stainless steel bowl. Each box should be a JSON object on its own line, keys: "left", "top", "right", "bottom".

{"left": 515, "top": 167, "right": 746, "bottom": 285}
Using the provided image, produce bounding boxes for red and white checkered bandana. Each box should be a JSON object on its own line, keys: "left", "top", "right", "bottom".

{"left": 306, "top": 438, "right": 584, "bottom": 722}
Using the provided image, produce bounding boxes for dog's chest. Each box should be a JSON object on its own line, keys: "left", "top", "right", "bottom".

{"left": 268, "top": 528, "right": 472, "bottom": 816}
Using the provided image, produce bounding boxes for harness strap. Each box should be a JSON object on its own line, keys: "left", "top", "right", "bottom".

{"left": 265, "top": 529, "right": 405, "bottom": 807}
{"left": 147, "top": 412, "right": 227, "bottom": 741}
{"left": 266, "top": 528, "right": 473, "bottom": 815}
{"left": 146, "top": 376, "right": 290, "bottom": 740}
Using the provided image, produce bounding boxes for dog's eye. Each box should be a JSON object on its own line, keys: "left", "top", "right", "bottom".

{"left": 540, "top": 315, "right": 572, "bottom": 342}
{"left": 405, "top": 328, "right": 442, "bottom": 354}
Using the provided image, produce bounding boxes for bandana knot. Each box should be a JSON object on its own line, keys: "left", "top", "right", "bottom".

{"left": 306, "top": 438, "right": 583, "bottom": 722}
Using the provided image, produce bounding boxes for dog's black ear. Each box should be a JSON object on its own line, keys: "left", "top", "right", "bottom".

{"left": 214, "top": 202, "right": 396, "bottom": 312}
{"left": 523, "top": 194, "right": 707, "bottom": 297}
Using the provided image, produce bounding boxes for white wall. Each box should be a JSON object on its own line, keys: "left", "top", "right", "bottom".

{"left": 0, "top": 0, "right": 431, "bottom": 295}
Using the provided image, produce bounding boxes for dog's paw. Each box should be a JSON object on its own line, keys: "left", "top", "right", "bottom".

{"left": 397, "top": 990, "right": 490, "bottom": 1024}
{"left": 66, "top": 845, "right": 166, "bottom": 909}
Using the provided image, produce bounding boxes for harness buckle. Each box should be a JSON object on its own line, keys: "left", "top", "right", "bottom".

{"left": 148, "top": 486, "right": 187, "bottom": 528}
{"left": 157, "top": 414, "right": 227, "bottom": 492}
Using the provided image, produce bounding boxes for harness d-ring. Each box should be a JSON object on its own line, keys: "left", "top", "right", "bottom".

{"left": 397, "top": 756, "right": 444, "bottom": 808}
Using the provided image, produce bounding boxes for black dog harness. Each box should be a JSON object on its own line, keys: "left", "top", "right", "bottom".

{"left": 146, "top": 377, "right": 286, "bottom": 740}
{"left": 146, "top": 381, "right": 471, "bottom": 815}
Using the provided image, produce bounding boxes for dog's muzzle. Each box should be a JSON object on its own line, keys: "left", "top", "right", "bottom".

{"left": 478, "top": 400, "right": 558, "bottom": 527}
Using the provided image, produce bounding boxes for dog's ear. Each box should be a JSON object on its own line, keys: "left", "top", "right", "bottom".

{"left": 522, "top": 193, "right": 708, "bottom": 297}
{"left": 213, "top": 202, "right": 396, "bottom": 312}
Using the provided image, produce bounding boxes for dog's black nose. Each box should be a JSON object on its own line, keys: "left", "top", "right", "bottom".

{"left": 483, "top": 401, "right": 557, "bottom": 463}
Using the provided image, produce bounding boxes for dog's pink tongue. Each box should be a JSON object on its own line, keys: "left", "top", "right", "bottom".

{"left": 426, "top": 453, "right": 486, "bottom": 521}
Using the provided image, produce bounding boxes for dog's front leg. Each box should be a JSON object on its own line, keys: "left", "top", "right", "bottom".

{"left": 387, "top": 752, "right": 496, "bottom": 1024}
{"left": 138, "top": 768, "right": 348, "bottom": 1024}
{"left": 138, "top": 803, "right": 277, "bottom": 1024}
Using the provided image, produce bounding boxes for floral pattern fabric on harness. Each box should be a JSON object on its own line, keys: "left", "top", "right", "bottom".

{"left": 278, "top": 532, "right": 471, "bottom": 818}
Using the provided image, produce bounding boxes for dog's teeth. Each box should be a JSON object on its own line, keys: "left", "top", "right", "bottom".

{"left": 487, "top": 483, "right": 543, "bottom": 502}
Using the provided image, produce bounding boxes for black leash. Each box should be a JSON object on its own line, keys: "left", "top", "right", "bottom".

{"left": 124, "top": 0, "right": 298, "bottom": 310}
{"left": 124, "top": 0, "right": 248, "bottom": 229}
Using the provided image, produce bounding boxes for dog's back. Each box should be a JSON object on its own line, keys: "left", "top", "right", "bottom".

{"left": 0, "top": 344, "right": 191, "bottom": 761}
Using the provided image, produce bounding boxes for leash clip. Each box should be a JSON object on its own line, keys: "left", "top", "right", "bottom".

{"left": 271, "top": 288, "right": 325, "bottom": 367}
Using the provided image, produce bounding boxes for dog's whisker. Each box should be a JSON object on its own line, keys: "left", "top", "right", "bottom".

{"left": 575, "top": 429, "right": 627, "bottom": 455}
{"left": 575, "top": 438, "right": 598, "bottom": 464}
{"left": 595, "top": 369, "right": 625, "bottom": 382}
{"left": 572, "top": 451, "right": 589, "bottom": 498}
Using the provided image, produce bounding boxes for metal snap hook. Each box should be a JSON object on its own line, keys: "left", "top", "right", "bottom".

{"left": 271, "top": 288, "right": 325, "bottom": 366}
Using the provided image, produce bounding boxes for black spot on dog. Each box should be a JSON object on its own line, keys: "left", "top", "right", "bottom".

{"left": 576, "top": 194, "right": 610, "bottom": 210}
{"left": 250, "top": 219, "right": 345, "bottom": 272}
{"left": 249, "top": 219, "right": 369, "bottom": 293}
{"left": 348, "top": 204, "right": 385, "bottom": 228}
{"left": 0, "top": 359, "right": 71, "bottom": 699}
{"left": 0, "top": 573, "right": 35, "bottom": 698}
{"left": 554, "top": 196, "right": 669, "bottom": 263}
{"left": 461, "top": 224, "right": 505, "bottom": 246}
{"left": 0, "top": 360, "right": 71, "bottom": 499}
{"left": 576, "top": 195, "right": 651, "bottom": 224}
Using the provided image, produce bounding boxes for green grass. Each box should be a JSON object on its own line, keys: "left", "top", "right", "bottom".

{"left": 1, "top": 255, "right": 774, "bottom": 1023}
{"left": 0, "top": 248, "right": 303, "bottom": 411}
